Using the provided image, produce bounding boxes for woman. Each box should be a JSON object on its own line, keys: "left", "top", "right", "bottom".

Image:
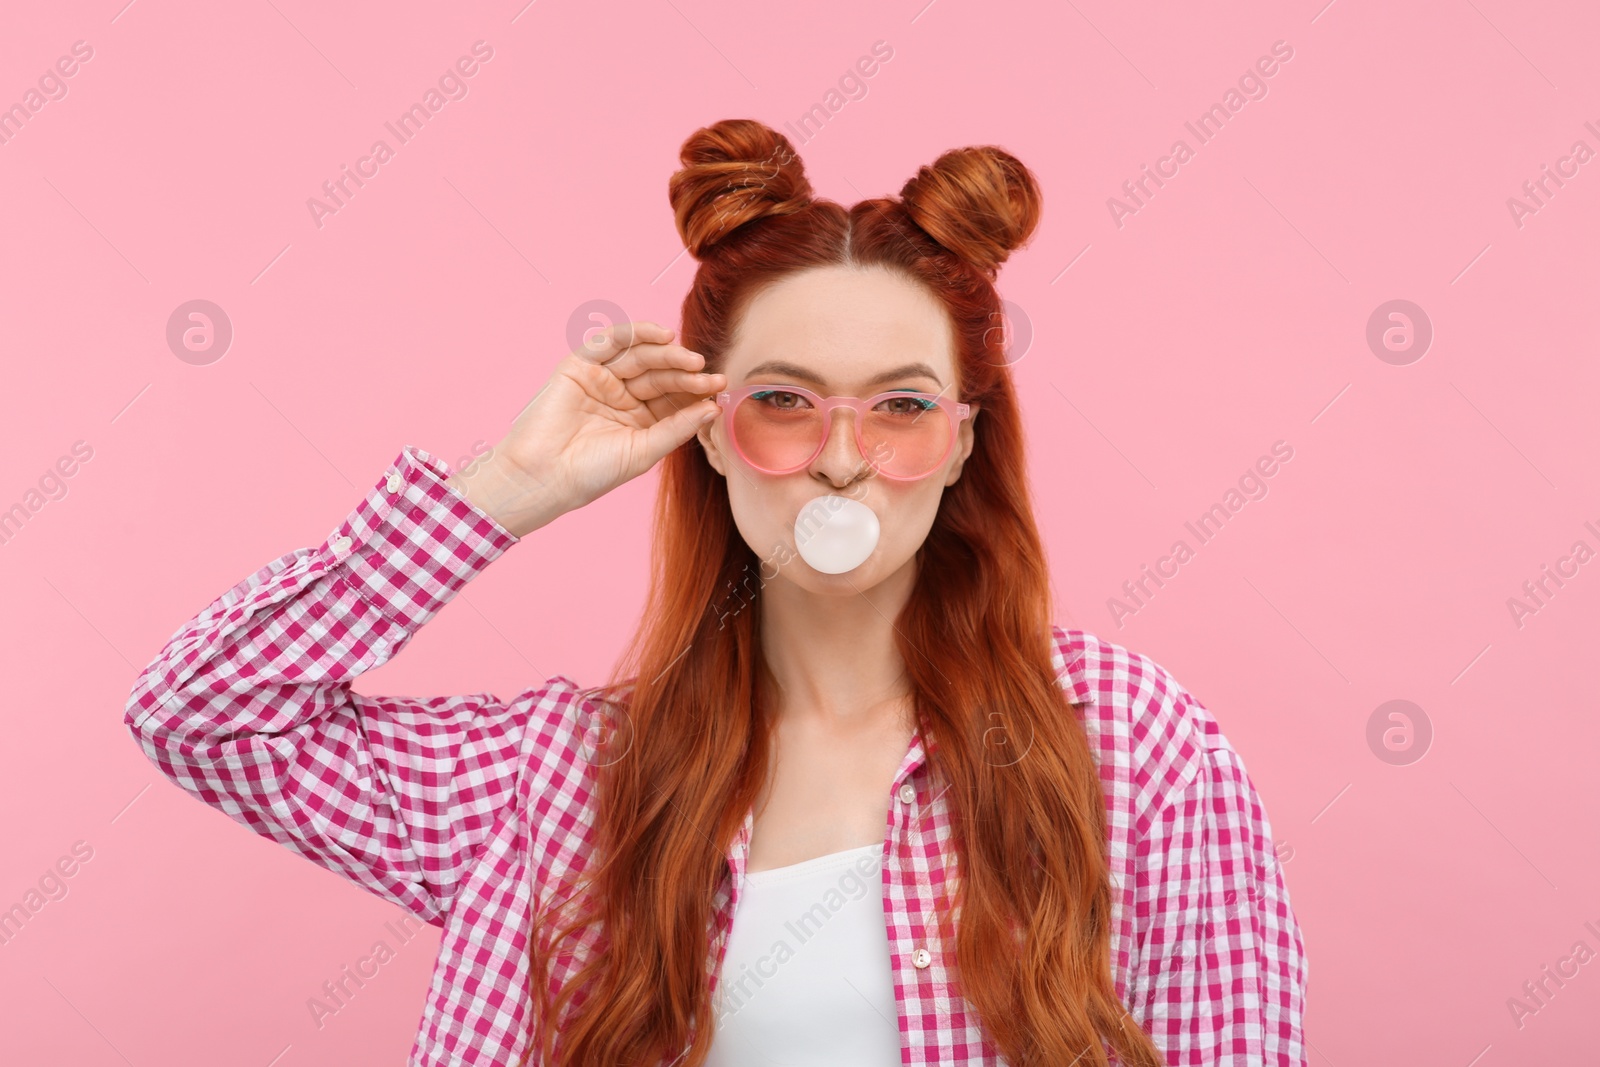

{"left": 125, "top": 118, "right": 1307, "bottom": 1066}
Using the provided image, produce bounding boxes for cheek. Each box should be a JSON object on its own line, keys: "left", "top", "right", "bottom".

{"left": 876, "top": 484, "right": 942, "bottom": 550}
{"left": 723, "top": 474, "right": 793, "bottom": 558}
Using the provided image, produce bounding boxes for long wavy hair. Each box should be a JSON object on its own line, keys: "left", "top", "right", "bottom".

{"left": 516, "top": 118, "right": 1165, "bottom": 1067}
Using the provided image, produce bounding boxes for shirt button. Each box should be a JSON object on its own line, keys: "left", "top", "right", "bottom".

{"left": 898, "top": 784, "right": 916, "bottom": 805}
{"left": 385, "top": 471, "right": 403, "bottom": 493}
{"left": 912, "top": 947, "right": 932, "bottom": 969}
{"left": 329, "top": 535, "right": 352, "bottom": 554}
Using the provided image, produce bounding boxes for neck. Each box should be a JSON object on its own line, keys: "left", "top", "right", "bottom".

{"left": 757, "top": 558, "right": 916, "bottom": 726}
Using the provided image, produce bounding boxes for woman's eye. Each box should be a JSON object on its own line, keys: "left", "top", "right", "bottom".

{"left": 875, "top": 394, "right": 937, "bottom": 415}
{"left": 751, "top": 389, "right": 809, "bottom": 409}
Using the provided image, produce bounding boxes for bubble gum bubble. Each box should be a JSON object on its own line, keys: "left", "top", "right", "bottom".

{"left": 793, "top": 495, "right": 880, "bottom": 574}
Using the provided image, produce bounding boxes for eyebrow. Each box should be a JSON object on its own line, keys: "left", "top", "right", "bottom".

{"left": 742, "top": 359, "right": 945, "bottom": 390}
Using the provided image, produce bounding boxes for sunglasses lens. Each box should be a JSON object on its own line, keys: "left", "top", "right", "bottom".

{"left": 861, "top": 397, "right": 952, "bottom": 478}
{"left": 731, "top": 390, "right": 821, "bottom": 472}
{"left": 731, "top": 391, "right": 952, "bottom": 478}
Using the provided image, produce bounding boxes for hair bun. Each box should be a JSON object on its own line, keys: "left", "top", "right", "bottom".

{"left": 669, "top": 119, "right": 812, "bottom": 258}
{"left": 899, "top": 146, "right": 1041, "bottom": 277}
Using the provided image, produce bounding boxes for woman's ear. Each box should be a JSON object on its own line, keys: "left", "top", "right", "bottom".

{"left": 944, "top": 402, "right": 980, "bottom": 486}
{"left": 698, "top": 420, "right": 729, "bottom": 477}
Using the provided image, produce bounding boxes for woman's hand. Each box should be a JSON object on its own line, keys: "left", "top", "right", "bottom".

{"left": 447, "top": 322, "right": 727, "bottom": 537}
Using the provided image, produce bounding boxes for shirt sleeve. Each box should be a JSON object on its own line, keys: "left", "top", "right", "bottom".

{"left": 123, "top": 445, "right": 535, "bottom": 928}
{"left": 1126, "top": 727, "right": 1309, "bottom": 1065}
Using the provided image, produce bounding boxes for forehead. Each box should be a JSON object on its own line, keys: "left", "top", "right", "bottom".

{"left": 723, "top": 266, "right": 957, "bottom": 390}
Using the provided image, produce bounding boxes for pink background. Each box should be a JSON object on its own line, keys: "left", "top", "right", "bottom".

{"left": 2, "top": 0, "right": 1597, "bottom": 1062}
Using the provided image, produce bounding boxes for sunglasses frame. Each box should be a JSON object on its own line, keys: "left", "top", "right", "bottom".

{"left": 713, "top": 383, "right": 973, "bottom": 481}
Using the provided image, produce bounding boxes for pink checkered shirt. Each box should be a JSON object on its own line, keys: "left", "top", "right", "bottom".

{"left": 125, "top": 445, "right": 1308, "bottom": 1066}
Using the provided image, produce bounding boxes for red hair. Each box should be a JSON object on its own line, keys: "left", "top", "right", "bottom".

{"left": 517, "top": 118, "right": 1166, "bottom": 1067}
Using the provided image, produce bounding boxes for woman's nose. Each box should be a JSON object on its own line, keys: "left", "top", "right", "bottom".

{"left": 810, "top": 409, "right": 871, "bottom": 486}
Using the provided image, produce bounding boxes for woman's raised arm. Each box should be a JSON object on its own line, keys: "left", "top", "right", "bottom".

{"left": 123, "top": 445, "right": 543, "bottom": 926}
{"left": 123, "top": 321, "right": 728, "bottom": 926}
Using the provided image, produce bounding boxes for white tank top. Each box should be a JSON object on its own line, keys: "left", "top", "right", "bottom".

{"left": 705, "top": 840, "right": 901, "bottom": 1065}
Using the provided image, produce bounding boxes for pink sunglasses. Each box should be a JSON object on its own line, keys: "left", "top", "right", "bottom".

{"left": 713, "top": 383, "right": 973, "bottom": 481}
